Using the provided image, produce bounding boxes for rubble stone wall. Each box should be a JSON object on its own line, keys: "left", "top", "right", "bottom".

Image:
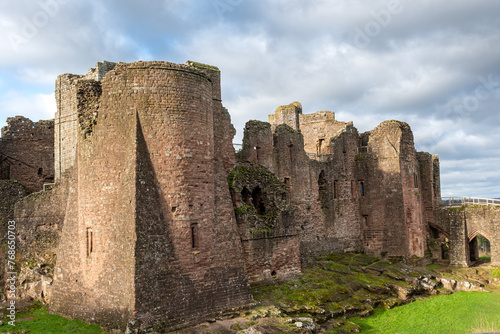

{"left": 0, "top": 117, "right": 54, "bottom": 191}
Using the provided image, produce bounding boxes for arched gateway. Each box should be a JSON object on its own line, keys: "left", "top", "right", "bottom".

{"left": 436, "top": 198, "right": 500, "bottom": 266}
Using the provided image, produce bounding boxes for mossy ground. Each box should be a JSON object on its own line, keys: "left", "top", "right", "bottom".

{"left": 0, "top": 302, "right": 107, "bottom": 334}
{"left": 4, "top": 254, "right": 499, "bottom": 333}
{"left": 351, "top": 290, "right": 500, "bottom": 334}
{"left": 248, "top": 253, "right": 499, "bottom": 333}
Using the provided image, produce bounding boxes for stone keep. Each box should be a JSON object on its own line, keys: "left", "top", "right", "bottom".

{"left": 50, "top": 61, "right": 253, "bottom": 332}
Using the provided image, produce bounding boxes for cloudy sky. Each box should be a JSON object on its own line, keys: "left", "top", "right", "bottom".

{"left": 0, "top": 0, "right": 499, "bottom": 197}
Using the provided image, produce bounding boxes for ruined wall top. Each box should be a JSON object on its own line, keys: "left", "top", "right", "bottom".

{"left": 1, "top": 116, "right": 54, "bottom": 140}
{"left": 84, "top": 61, "right": 117, "bottom": 81}
{"left": 299, "top": 110, "right": 336, "bottom": 123}
{"left": 268, "top": 102, "right": 302, "bottom": 131}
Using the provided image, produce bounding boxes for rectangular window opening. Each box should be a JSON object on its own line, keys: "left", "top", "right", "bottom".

{"left": 363, "top": 216, "right": 369, "bottom": 227}
{"left": 191, "top": 224, "right": 199, "bottom": 249}
{"left": 86, "top": 228, "right": 93, "bottom": 257}
{"left": 1, "top": 163, "right": 10, "bottom": 180}
{"left": 254, "top": 146, "right": 261, "bottom": 162}
{"left": 334, "top": 180, "right": 339, "bottom": 199}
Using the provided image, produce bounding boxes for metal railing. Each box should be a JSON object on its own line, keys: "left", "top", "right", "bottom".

{"left": 307, "top": 153, "right": 333, "bottom": 162}
{"left": 440, "top": 197, "right": 500, "bottom": 207}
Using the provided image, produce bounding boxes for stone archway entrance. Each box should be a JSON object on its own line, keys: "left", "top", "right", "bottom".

{"left": 438, "top": 204, "right": 500, "bottom": 267}
{"left": 468, "top": 232, "right": 491, "bottom": 263}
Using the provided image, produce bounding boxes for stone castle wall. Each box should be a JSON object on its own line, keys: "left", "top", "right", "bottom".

{"left": 435, "top": 206, "right": 500, "bottom": 266}
{"left": 0, "top": 60, "right": 458, "bottom": 333}
{"left": 0, "top": 180, "right": 31, "bottom": 290}
{"left": 238, "top": 109, "right": 435, "bottom": 265}
{"left": 50, "top": 61, "right": 252, "bottom": 332}
{"left": 0, "top": 116, "right": 54, "bottom": 191}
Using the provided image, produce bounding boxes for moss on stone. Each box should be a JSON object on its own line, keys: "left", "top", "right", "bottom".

{"left": 186, "top": 60, "right": 220, "bottom": 72}
{"left": 244, "top": 120, "right": 271, "bottom": 131}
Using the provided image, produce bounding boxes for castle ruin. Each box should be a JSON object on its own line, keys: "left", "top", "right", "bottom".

{"left": 0, "top": 60, "right": 483, "bottom": 333}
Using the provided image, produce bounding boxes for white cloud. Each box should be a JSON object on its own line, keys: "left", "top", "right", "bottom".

{"left": 0, "top": 0, "right": 499, "bottom": 197}
{"left": 0, "top": 91, "right": 56, "bottom": 129}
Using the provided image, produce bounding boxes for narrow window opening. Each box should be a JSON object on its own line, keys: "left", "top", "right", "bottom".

{"left": 342, "top": 136, "right": 347, "bottom": 153}
{"left": 254, "top": 146, "right": 261, "bottom": 162}
{"left": 360, "top": 181, "right": 365, "bottom": 196}
{"left": 334, "top": 180, "right": 339, "bottom": 199}
{"left": 317, "top": 138, "right": 324, "bottom": 155}
{"left": 414, "top": 172, "right": 418, "bottom": 189}
{"left": 288, "top": 144, "right": 294, "bottom": 162}
{"left": 191, "top": 224, "right": 199, "bottom": 249}
{"left": 241, "top": 187, "right": 252, "bottom": 205}
{"left": 363, "top": 216, "right": 368, "bottom": 227}
{"left": 1, "top": 163, "right": 10, "bottom": 180}
{"left": 318, "top": 171, "right": 328, "bottom": 210}
{"left": 251, "top": 186, "right": 266, "bottom": 214}
{"left": 86, "top": 228, "right": 93, "bottom": 257}
{"left": 38, "top": 167, "right": 43, "bottom": 176}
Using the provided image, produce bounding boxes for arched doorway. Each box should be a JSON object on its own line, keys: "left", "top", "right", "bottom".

{"left": 469, "top": 232, "right": 491, "bottom": 263}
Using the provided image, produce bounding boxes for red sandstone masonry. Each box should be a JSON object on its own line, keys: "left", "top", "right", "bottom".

{"left": 50, "top": 61, "right": 252, "bottom": 332}
{"left": 3, "top": 61, "right": 449, "bottom": 333}
{"left": 0, "top": 116, "right": 54, "bottom": 191}
{"left": 265, "top": 109, "right": 432, "bottom": 260}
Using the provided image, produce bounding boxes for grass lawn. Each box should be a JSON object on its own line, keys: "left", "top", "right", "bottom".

{"left": 0, "top": 303, "right": 107, "bottom": 334}
{"left": 352, "top": 290, "right": 500, "bottom": 334}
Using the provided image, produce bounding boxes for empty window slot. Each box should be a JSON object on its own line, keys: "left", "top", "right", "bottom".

{"left": 191, "top": 224, "right": 199, "bottom": 249}
{"left": 252, "top": 187, "right": 266, "bottom": 214}
{"left": 86, "top": 228, "right": 93, "bottom": 257}
{"left": 241, "top": 187, "right": 252, "bottom": 205}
